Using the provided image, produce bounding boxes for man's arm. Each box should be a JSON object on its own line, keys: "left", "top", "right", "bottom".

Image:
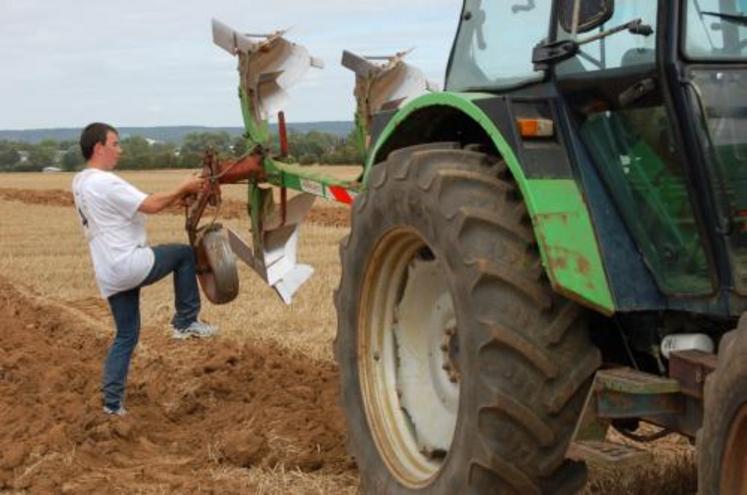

{"left": 138, "top": 175, "right": 206, "bottom": 214}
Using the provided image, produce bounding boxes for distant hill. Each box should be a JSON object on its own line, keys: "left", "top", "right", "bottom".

{"left": 0, "top": 122, "right": 354, "bottom": 144}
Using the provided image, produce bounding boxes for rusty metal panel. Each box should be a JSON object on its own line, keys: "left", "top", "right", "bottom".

{"left": 597, "top": 390, "right": 685, "bottom": 419}
{"left": 641, "top": 395, "right": 704, "bottom": 439}
{"left": 668, "top": 350, "right": 718, "bottom": 399}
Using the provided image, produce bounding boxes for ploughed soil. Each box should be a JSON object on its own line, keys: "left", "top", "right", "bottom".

{"left": 0, "top": 277, "right": 352, "bottom": 493}
{"left": 0, "top": 188, "right": 350, "bottom": 228}
{"left": 0, "top": 270, "right": 697, "bottom": 495}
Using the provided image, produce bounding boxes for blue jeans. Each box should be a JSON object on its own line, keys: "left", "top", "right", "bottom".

{"left": 102, "top": 244, "right": 201, "bottom": 410}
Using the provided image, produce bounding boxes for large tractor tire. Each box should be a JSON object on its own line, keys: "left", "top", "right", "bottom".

{"left": 335, "top": 144, "right": 601, "bottom": 494}
{"left": 698, "top": 313, "right": 747, "bottom": 495}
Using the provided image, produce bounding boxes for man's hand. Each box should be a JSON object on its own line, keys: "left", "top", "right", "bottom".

{"left": 178, "top": 174, "right": 207, "bottom": 195}
{"left": 138, "top": 173, "right": 208, "bottom": 214}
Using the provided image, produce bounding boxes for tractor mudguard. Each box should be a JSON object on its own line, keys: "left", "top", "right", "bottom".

{"left": 363, "top": 92, "right": 615, "bottom": 314}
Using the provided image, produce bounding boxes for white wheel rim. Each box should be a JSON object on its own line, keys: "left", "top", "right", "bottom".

{"left": 359, "top": 227, "right": 459, "bottom": 487}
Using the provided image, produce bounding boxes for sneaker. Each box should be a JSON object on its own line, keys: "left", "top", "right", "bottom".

{"left": 172, "top": 320, "right": 217, "bottom": 340}
{"left": 103, "top": 405, "right": 128, "bottom": 416}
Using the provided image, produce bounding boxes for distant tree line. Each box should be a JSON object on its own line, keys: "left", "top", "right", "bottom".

{"left": 0, "top": 129, "right": 361, "bottom": 172}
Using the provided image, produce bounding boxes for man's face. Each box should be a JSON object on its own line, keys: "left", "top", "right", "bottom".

{"left": 95, "top": 131, "right": 122, "bottom": 169}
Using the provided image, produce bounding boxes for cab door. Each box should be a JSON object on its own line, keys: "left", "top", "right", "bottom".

{"left": 673, "top": 0, "right": 747, "bottom": 298}
{"left": 553, "top": 0, "right": 716, "bottom": 295}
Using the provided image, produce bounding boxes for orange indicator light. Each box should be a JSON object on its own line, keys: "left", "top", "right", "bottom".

{"left": 517, "top": 118, "right": 555, "bottom": 138}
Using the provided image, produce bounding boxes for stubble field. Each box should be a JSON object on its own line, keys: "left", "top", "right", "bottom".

{"left": 0, "top": 169, "right": 695, "bottom": 493}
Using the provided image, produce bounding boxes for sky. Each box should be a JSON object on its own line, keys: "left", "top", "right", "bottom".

{"left": 0, "top": 0, "right": 463, "bottom": 130}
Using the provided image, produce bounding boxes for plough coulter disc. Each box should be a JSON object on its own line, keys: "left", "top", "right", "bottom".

{"left": 197, "top": 226, "right": 239, "bottom": 305}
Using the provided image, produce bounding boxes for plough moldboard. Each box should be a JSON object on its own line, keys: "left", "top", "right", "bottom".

{"left": 185, "top": 19, "right": 435, "bottom": 305}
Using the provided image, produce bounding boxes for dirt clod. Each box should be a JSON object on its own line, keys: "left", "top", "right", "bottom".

{"left": 222, "top": 428, "right": 269, "bottom": 467}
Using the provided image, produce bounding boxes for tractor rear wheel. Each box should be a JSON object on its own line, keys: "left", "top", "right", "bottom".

{"left": 698, "top": 313, "right": 747, "bottom": 495}
{"left": 335, "top": 145, "right": 601, "bottom": 494}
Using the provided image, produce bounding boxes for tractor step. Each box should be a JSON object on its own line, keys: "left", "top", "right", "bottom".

{"left": 571, "top": 367, "right": 685, "bottom": 445}
{"left": 568, "top": 440, "right": 652, "bottom": 468}
{"left": 594, "top": 368, "right": 684, "bottom": 420}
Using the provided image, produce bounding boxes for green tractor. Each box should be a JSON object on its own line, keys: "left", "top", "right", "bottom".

{"left": 201, "top": 1, "right": 747, "bottom": 493}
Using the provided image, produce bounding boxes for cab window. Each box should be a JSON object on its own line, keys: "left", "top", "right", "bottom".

{"left": 446, "top": 0, "right": 551, "bottom": 91}
{"left": 556, "top": 1, "right": 657, "bottom": 75}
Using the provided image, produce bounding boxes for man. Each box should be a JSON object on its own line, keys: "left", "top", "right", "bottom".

{"left": 73, "top": 122, "right": 216, "bottom": 417}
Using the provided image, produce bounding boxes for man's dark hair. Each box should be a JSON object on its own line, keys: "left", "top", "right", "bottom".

{"left": 80, "top": 122, "right": 118, "bottom": 160}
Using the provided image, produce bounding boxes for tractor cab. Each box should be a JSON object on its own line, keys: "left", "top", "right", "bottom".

{"left": 206, "top": 5, "right": 747, "bottom": 492}
{"left": 446, "top": 0, "right": 747, "bottom": 315}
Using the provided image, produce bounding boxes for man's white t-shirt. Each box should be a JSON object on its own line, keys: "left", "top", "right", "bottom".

{"left": 72, "top": 168, "right": 155, "bottom": 298}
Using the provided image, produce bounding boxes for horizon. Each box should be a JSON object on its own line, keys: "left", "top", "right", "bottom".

{"left": 0, "top": 121, "right": 356, "bottom": 146}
